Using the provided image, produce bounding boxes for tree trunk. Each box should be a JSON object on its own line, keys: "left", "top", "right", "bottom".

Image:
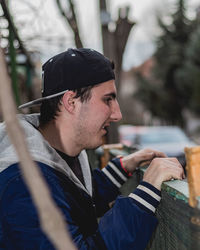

{"left": 99, "top": 1, "right": 135, "bottom": 143}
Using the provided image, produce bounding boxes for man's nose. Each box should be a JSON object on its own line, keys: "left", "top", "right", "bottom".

{"left": 110, "top": 100, "right": 122, "bottom": 122}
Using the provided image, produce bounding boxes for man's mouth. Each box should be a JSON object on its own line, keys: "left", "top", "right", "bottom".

{"left": 102, "top": 124, "right": 109, "bottom": 132}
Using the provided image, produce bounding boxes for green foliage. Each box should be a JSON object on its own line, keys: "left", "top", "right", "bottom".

{"left": 135, "top": 0, "right": 199, "bottom": 126}
{"left": 134, "top": 73, "right": 170, "bottom": 123}
{"left": 176, "top": 26, "right": 200, "bottom": 114}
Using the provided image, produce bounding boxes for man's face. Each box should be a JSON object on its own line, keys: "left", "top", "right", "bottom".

{"left": 74, "top": 80, "right": 122, "bottom": 149}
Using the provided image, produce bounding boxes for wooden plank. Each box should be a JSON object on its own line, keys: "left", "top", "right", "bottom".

{"left": 185, "top": 146, "right": 200, "bottom": 208}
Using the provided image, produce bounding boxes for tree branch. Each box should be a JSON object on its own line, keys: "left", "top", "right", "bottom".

{"left": 0, "top": 44, "right": 76, "bottom": 250}
{"left": 0, "top": 0, "right": 34, "bottom": 67}
{"left": 113, "top": 6, "right": 135, "bottom": 91}
{"left": 55, "top": 0, "right": 83, "bottom": 48}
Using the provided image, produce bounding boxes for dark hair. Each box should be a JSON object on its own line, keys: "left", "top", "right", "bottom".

{"left": 39, "top": 85, "right": 94, "bottom": 127}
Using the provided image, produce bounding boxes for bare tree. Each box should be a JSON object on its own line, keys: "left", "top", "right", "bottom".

{"left": 99, "top": 1, "right": 135, "bottom": 91}
{"left": 99, "top": 1, "right": 135, "bottom": 142}
{"left": 56, "top": 0, "right": 83, "bottom": 48}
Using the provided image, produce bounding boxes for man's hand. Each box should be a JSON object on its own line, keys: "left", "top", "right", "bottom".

{"left": 143, "top": 157, "right": 185, "bottom": 190}
{"left": 121, "top": 148, "right": 167, "bottom": 173}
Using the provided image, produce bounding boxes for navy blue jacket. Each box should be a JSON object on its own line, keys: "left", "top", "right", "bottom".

{"left": 0, "top": 157, "right": 161, "bottom": 250}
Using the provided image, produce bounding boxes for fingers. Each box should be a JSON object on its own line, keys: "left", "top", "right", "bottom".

{"left": 137, "top": 149, "right": 167, "bottom": 166}
{"left": 121, "top": 148, "right": 171, "bottom": 174}
{"left": 143, "top": 157, "right": 185, "bottom": 190}
{"left": 161, "top": 158, "right": 185, "bottom": 178}
{"left": 162, "top": 159, "right": 185, "bottom": 180}
{"left": 137, "top": 152, "right": 155, "bottom": 163}
{"left": 145, "top": 149, "right": 167, "bottom": 158}
{"left": 139, "top": 160, "right": 152, "bottom": 167}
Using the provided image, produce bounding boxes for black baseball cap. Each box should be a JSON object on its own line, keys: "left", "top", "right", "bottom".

{"left": 18, "top": 48, "right": 115, "bottom": 109}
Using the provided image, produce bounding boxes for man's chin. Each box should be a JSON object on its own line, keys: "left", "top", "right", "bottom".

{"left": 86, "top": 139, "right": 104, "bottom": 150}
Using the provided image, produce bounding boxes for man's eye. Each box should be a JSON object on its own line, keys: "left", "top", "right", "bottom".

{"left": 105, "top": 98, "right": 112, "bottom": 104}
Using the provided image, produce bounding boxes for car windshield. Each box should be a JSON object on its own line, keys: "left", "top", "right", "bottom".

{"left": 140, "top": 129, "right": 190, "bottom": 145}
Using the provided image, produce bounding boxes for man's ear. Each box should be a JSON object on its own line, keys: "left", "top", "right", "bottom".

{"left": 62, "top": 91, "right": 76, "bottom": 113}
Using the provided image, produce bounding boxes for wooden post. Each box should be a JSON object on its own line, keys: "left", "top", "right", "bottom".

{"left": 100, "top": 143, "right": 123, "bottom": 168}
{"left": 185, "top": 146, "right": 200, "bottom": 208}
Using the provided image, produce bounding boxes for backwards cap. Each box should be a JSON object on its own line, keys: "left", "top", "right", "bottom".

{"left": 19, "top": 48, "right": 115, "bottom": 109}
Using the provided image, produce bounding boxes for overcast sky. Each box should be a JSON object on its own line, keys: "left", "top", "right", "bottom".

{"left": 9, "top": 0, "right": 200, "bottom": 70}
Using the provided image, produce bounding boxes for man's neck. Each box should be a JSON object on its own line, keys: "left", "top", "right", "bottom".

{"left": 38, "top": 120, "right": 82, "bottom": 157}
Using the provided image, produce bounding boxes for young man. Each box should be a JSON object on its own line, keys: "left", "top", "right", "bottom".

{"left": 0, "top": 48, "right": 184, "bottom": 249}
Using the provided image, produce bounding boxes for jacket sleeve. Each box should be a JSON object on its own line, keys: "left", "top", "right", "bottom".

{"left": 92, "top": 157, "right": 135, "bottom": 216}
{"left": 99, "top": 181, "right": 161, "bottom": 250}
{"left": 93, "top": 157, "right": 161, "bottom": 249}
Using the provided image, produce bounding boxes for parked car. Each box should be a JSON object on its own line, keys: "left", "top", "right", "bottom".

{"left": 118, "top": 125, "right": 197, "bottom": 167}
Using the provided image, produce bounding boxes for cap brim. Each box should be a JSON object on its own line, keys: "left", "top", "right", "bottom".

{"left": 18, "top": 90, "right": 68, "bottom": 109}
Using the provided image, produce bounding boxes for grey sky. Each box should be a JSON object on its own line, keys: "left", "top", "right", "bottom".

{"left": 9, "top": 0, "right": 200, "bottom": 70}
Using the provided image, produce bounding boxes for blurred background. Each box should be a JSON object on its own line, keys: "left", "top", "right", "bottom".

{"left": 1, "top": 0, "right": 200, "bottom": 148}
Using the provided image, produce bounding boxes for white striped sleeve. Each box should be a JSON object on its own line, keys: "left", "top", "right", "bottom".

{"left": 101, "top": 158, "right": 129, "bottom": 188}
{"left": 129, "top": 181, "right": 161, "bottom": 214}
